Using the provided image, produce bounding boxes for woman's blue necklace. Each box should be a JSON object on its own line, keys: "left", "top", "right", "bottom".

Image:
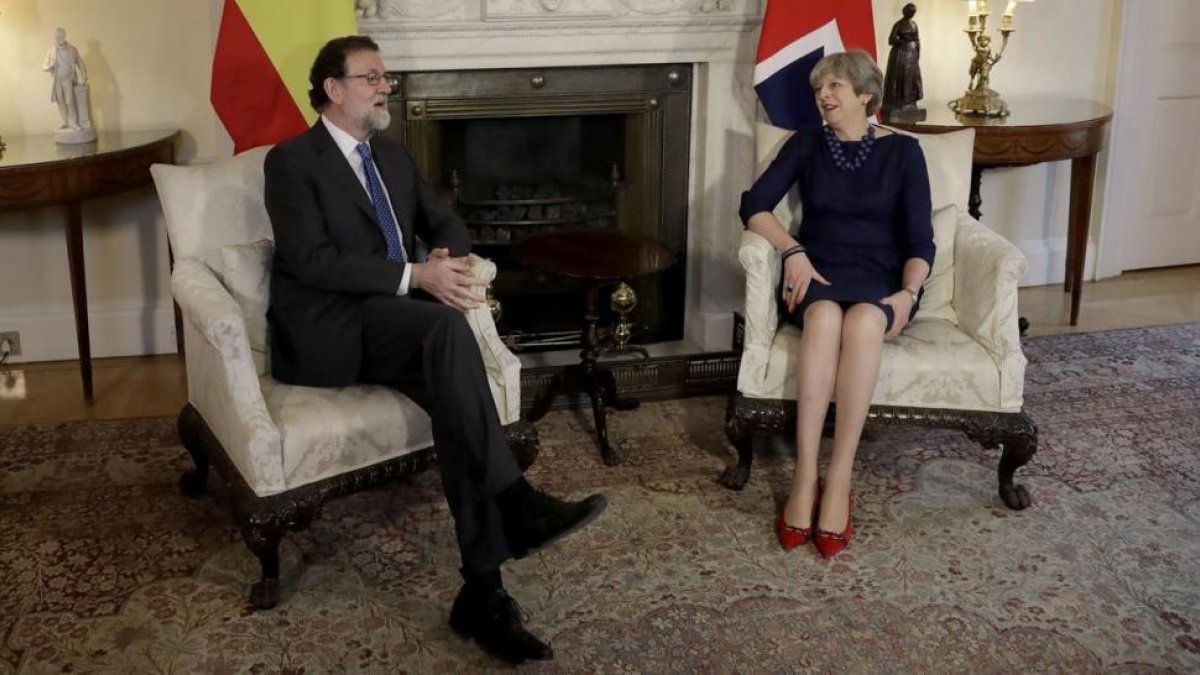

{"left": 824, "top": 124, "right": 876, "bottom": 172}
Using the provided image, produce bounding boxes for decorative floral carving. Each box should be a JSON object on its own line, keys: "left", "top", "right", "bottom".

{"left": 484, "top": 0, "right": 612, "bottom": 17}
{"left": 617, "top": 0, "right": 740, "bottom": 15}
{"left": 355, "top": 0, "right": 379, "bottom": 19}
{"left": 376, "top": 0, "right": 468, "bottom": 20}
{"left": 619, "top": 0, "right": 683, "bottom": 14}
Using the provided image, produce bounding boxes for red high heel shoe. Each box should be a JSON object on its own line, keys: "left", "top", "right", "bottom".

{"left": 775, "top": 487, "right": 821, "bottom": 550}
{"left": 813, "top": 493, "right": 853, "bottom": 559}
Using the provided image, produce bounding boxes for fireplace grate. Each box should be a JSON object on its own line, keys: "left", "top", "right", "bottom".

{"left": 450, "top": 166, "right": 620, "bottom": 246}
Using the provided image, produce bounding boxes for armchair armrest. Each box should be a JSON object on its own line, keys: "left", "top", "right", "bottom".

{"left": 465, "top": 254, "right": 522, "bottom": 425}
{"left": 951, "top": 215, "right": 1029, "bottom": 410}
{"left": 735, "top": 229, "right": 782, "bottom": 395}
{"left": 172, "top": 259, "right": 285, "bottom": 492}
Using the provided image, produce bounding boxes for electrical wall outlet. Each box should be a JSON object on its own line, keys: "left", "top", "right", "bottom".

{"left": 0, "top": 331, "right": 21, "bottom": 357}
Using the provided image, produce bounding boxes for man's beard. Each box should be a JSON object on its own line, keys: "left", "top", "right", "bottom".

{"left": 367, "top": 106, "right": 391, "bottom": 132}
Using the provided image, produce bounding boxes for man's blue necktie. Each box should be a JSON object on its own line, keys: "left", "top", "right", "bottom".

{"left": 355, "top": 142, "right": 407, "bottom": 263}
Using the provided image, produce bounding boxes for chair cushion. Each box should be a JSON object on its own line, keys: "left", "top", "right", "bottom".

{"left": 759, "top": 318, "right": 1011, "bottom": 412}
{"left": 880, "top": 126, "right": 975, "bottom": 213}
{"left": 259, "top": 377, "right": 434, "bottom": 491}
{"left": 913, "top": 205, "right": 958, "bottom": 324}
{"left": 150, "top": 147, "right": 274, "bottom": 269}
{"left": 220, "top": 239, "right": 273, "bottom": 375}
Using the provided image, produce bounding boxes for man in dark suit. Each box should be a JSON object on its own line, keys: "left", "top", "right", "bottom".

{"left": 264, "top": 35, "right": 606, "bottom": 664}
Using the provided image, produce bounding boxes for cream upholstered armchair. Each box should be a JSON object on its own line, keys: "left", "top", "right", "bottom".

{"left": 151, "top": 148, "right": 538, "bottom": 610}
{"left": 720, "top": 124, "right": 1038, "bottom": 511}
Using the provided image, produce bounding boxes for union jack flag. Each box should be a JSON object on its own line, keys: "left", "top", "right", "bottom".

{"left": 754, "top": 0, "right": 877, "bottom": 130}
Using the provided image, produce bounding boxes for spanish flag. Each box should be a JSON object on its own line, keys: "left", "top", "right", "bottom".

{"left": 211, "top": 0, "right": 357, "bottom": 153}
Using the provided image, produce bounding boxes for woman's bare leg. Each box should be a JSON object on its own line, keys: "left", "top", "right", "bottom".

{"left": 783, "top": 301, "right": 843, "bottom": 527}
{"left": 818, "top": 303, "right": 887, "bottom": 532}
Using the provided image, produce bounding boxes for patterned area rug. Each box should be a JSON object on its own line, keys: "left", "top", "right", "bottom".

{"left": 2, "top": 323, "right": 1198, "bottom": 673}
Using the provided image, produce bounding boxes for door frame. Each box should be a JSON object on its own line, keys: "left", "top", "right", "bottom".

{"left": 1096, "top": 0, "right": 1160, "bottom": 278}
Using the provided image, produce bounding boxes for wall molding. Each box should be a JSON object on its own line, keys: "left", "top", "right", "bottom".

{"left": 1014, "top": 236, "right": 1095, "bottom": 288}
{"left": 0, "top": 301, "right": 177, "bottom": 364}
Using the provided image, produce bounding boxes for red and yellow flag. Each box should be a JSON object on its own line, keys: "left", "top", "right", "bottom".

{"left": 211, "top": 0, "right": 358, "bottom": 153}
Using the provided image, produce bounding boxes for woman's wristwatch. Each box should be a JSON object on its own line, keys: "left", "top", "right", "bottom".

{"left": 903, "top": 287, "right": 920, "bottom": 303}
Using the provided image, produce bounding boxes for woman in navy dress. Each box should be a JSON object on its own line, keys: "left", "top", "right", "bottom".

{"left": 739, "top": 50, "right": 934, "bottom": 558}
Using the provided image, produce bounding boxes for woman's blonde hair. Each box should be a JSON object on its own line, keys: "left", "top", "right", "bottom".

{"left": 809, "top": 50, "right": 884, "bottom": 116}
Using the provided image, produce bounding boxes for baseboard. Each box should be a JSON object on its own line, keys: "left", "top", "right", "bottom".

{"left": 0, "top": 301, "right": 177, "bottom": 363}
{"left": 1014, "top": 236, "right": 1097, "bottom": 287}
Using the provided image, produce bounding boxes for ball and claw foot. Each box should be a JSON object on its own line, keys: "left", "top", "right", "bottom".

{"left": 600, "top": 443, "right": 623, "bottom": 467}
{"left": 250, "top": 579, "right": 280, "bottom": 610}
{"left": 1000, "top": 483, "right": 1032, "bottom": 510}
{"left": 178, "top": 470, "right": 206, "bottom": 497}
{"left": 609, "top": 396, "right": 639, "bottom": 412}
{"left": 718, "top": 464, "right": 750, "bottom": 490}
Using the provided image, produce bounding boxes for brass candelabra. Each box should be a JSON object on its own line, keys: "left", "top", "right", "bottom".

{"left": 949, "top": 0, "right": 1031, "bottom": 117}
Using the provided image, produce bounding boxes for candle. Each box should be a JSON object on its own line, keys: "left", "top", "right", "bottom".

{"left": 1002, "top": 0, "right": 1018, "bottom": 29}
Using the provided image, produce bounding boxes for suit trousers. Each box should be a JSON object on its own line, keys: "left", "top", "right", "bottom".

{"left": 359, "top": 294, "right": 523, "bottom": 575}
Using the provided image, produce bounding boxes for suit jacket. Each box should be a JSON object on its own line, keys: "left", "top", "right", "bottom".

{"left": 264, "top": 122, "right": 470, "bottom": 387}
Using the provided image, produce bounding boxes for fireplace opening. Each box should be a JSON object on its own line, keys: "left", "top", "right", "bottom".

{"left": 388, "top": 64, "right": 691, "bottom": 351}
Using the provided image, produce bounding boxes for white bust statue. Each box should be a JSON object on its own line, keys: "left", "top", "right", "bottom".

{"left": 42, "top": 28, "right": 96, "bottom": 144}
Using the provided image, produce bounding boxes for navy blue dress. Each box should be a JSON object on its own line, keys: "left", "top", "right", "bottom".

{"left": 739, "top": 127, "right": 935, "bottom": 331}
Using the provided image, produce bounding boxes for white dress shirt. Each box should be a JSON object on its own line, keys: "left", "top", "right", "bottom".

{"left": 321, "top": 115, "right": 412, "bottom": 295}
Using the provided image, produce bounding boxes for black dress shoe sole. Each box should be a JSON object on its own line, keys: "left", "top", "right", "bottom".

{"left": 512, "top": 494, "right": 608, "bottom": 560}
{"left": 449, "top": 618, "right": 554, "bottom": 663}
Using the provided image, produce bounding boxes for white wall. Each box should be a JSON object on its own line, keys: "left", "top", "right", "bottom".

{"left": 871, "top": 0, "right": 1122, "bottom": 286}
{"left": 0, "top": 0, "right": 228, "bottom": 363}
{"left": 0, "top": 0, "right": 1123, "bottom": 363}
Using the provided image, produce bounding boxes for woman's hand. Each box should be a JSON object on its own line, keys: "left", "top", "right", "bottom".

{"left": 781, "top": 252, "right": 830, "bottom": 313}
{"left": 880, "top": 290, "right": 916, "bottom": 338}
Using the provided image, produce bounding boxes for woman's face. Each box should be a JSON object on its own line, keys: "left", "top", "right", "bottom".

{"left": 813, "top": 74, "right": 869, "bottom": 128}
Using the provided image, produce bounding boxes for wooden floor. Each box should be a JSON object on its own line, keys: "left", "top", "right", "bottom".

{"left": 1, "top": 266, "right": 1197, "bottom": 426}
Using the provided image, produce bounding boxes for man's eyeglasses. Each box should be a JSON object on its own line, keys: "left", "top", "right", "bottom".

{"left": 342, "top": 71, "right": 386, "bottom": 87}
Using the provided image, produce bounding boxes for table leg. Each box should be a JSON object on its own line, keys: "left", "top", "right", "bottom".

{"left": 597, "top": 367, "right": 639, "bottom": 412}
{"left": 1066, "top": 153, "right": 1098, "bottom": 326}
{"left": 525, "top": 282, "right": 641, "bottom": 466}
{"left": 64, "top": 202, "right": 93, "bottom": 400}
{"left": 968, "top": 165, "right": 985, "bottom": 221}
{"left": 582, "top": 363, "right": 621, "bottom": 466}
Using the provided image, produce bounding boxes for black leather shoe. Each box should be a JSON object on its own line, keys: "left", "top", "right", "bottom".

{"left": 503, "top": 490, "right": 608, "bottom": 559}
{"left": 449, "top": 586, "right": 554, "bottom": 663}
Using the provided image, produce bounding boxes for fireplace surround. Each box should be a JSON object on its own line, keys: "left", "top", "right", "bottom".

{"left": 386, "top": 64, "right": 691, "bottom": 349}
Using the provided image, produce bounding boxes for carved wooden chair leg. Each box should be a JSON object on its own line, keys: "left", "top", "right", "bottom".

{"left": 177, "top": 404, "right": 209, "bottom": 497}
{"left": 966, "top": 412, "right": 1038, "bottom": 510}
{"left": 241, "top": 521, "right": 284, "bottom": 610}
{"left": 503, "top": 420, "right": 541, "bottom": 471}
{"left": 719, "top": 395, "right": 754, "bottom": 490}
{"left": 995, "top": 413, "right": 1038, "bottom": 510}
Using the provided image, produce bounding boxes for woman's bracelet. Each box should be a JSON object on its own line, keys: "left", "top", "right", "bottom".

{"left": 780, "top": 244, "right": 807, "bottom": 261}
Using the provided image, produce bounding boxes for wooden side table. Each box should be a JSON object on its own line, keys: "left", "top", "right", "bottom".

{"left": 515, "top": 229, "right": 674, "bottom": 466}
{"left": 0, "top": 129, "right": 179, "bottom": 399}
{"left": 884, "top": 100, "right": 1112, "bottom": 325}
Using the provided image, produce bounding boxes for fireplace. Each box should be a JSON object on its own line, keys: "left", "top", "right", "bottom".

{"left": 385, "top": 64, "right": 691, "bottom": 351}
